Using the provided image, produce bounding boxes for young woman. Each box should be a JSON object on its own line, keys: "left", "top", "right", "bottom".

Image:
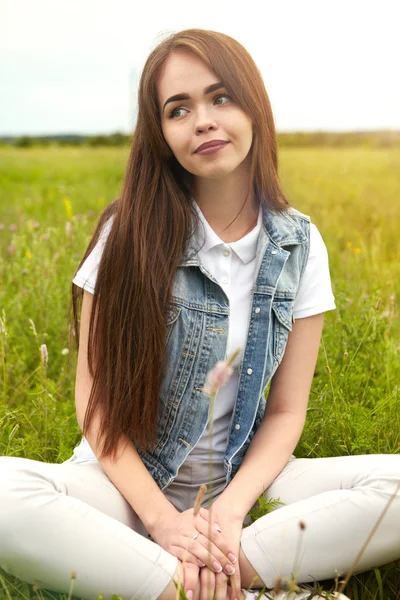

{"left": 1, "top": 28, "right": 400, "bottom": 600}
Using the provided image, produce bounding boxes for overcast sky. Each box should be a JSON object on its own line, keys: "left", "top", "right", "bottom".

{"left": 1, "top": 0, "right": 398, "bottom": 136}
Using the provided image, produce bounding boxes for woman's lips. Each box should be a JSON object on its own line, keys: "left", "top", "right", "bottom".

{"left": 196, "top": 142, "right": 229, "bottom": 155}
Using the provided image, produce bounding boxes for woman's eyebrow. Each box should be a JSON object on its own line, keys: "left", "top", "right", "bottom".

{"left": 162, "top": 82, "right": 225, "bottom": 112}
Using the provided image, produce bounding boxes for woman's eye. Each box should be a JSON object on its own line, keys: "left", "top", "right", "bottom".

{"left": 168, "top": 94, "right": 231, "bottom": 119}
{"left": 169, "top": 107, "right": 187, "bottom": 119}
{"left": 214, "top": 94, "right": 230, "bottom": 105}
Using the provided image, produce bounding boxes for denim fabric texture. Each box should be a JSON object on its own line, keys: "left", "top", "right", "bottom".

{"left": 136, "top": 204, "right": 311, "bottom": 490}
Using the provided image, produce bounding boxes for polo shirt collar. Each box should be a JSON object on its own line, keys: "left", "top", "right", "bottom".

{"left": 193, "top": 199, "right": 262, "bottom": 265}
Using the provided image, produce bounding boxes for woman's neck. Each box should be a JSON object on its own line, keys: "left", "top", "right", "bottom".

{"left": 192, "top": 170, "right": 259, "bottom": 243}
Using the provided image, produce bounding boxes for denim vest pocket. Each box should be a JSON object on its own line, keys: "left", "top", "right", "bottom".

{"left": 272, "top": 299, "right": 294, "bottom": 362}
{"left": 166, "top": 303, "right": 182, "bottom": 342}
{"left": 157, "top": 303, "right": 202, "bottom": 450}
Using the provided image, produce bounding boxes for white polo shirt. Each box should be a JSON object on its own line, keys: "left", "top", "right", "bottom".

{"left": 187, "top": 200, "right": 336, "bottom": 461}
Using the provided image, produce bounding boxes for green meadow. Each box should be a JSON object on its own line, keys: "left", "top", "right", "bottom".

{"left": 0, "top": 145, "right": 399, "bottom": 599}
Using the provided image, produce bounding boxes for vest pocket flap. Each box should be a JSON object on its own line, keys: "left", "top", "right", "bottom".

{"left": 272, "top": 301, "right": 293, "bottom": 331}
{"left": 166, "top": 304, "right": 182, "bottom": 326}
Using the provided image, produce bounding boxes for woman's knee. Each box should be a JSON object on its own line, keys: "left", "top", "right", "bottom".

{"left": 0, "top": 456, "right": 54, "bottom": 529}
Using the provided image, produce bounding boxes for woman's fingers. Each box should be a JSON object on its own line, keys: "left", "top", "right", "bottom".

{"left": 228, "top": 565, "right": 242, "bottom": 600}
{"left": 171, "top": 545, "right": 206, "bottom": 569}
{"left": 215, "top": 570, "right": 229, "bottom": 600}
{"left": 186, "top": 533, "right": 237, "bottom": 576}
{"left": 200, "top": 567, "right": 228, "bottom": 600}
{"left": 194, "top": 510, "right": 238, "bottom": 564}
{"left": 200, "top": 567, "right": 215, "bottom": 600}
{"left": 182, "top": 561, "right": 200, "bottom": 600}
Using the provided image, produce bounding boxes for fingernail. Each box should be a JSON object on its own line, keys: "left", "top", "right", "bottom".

{"left": 212, "top": 561, "right": 223, "bottom": 572}
{"left": 214, "top": 523, "right": 222, "bottom": 532}
{"left": 186, "top": 591, "right": 193, "bottom": 600}
{"left": 199, "top": 562, "right": 206, "bottom": 567}
{"left": 228, "top": 552, "right": 237, "bottom": 563}
{"left": 224, "top": 564, "right": 236, "bottom": 575}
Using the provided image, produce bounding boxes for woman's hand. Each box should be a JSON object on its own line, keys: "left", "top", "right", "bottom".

{"left": 197, "top": 499, "right": 245, "bottom": 600}
{"left": 149, "top": 506, "right": 238, "bottom": 599}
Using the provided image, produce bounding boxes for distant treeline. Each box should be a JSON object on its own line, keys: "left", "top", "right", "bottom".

{"left": 1, "top": 130, "right": 400, "bottom": 148}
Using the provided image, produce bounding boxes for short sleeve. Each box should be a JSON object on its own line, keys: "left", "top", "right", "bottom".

{"left": 72, "top": 216, "right": 114, "bottom": 294}
{"left": 292, "top": 223, "right": 336, "bottom": 319}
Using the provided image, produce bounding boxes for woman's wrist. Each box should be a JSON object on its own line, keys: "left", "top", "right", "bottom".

{"left": 213, "top": 496, "right": 248, "bottom": 523}
{"left": 141, "top": 495, "right": 179, "bottom": 535}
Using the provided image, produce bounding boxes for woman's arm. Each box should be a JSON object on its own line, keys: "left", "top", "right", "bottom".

{"left": 75, "top": 290, "right": 178, "bottom": 533}
{"left": 216, "top": 312, "right": 325, "bottom": 518}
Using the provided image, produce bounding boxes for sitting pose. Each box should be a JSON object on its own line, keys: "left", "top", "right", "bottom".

{"left": 1, "top": 27, "right": 400, "bottom": 600}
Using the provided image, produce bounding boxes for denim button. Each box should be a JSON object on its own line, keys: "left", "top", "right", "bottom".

{"left": 271, "top": 250, "right": 277, "bottom": 254}
{"left": 247, "top": 368, "right": 253, "bottom": 375}
{"left": 255, "top": 307, "right": 260, "bottom": 313}
{"left": 235, "top": 424, "right": 240, "bottom": 430}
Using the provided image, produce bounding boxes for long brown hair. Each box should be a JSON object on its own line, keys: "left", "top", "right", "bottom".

{"left": 70, "top": 28, "right": 290, "bottom": 461}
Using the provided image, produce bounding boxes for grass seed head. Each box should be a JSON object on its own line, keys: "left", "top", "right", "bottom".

{"left": 40, "top": 343, "right": 48, "bottom": 367}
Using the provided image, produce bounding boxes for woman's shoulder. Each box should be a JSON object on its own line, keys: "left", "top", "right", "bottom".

{"left": 285, "top": 206, "right": 311, "bottom": 223}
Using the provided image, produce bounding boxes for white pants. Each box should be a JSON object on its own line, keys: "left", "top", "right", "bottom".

{"left": 1, "top": 453, "right": 400, "bottom": 600}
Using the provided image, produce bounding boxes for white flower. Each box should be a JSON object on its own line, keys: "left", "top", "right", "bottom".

{"left": 40, "top": 344, "right": 48, "bottom": 367}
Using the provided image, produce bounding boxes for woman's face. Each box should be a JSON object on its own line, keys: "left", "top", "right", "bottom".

{"left": 157, "top": 49, "right": 254, "bottom": 181}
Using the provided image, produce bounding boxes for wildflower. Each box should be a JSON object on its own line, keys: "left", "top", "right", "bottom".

{"left": 61, "top": 348, "right": 69, "bottom": 355}
{"left": 353, "top": 247, "right": 361, "bottom": 254}
{"left": 71, "top": 571, "right": 77, "bottom": 580}
{"left": 42, "top": 233, "right": 49, "bottom": 240}
{"left": 204, "top": 361, "right": 234, "bottom": 395}
{"left": 40, "top": 344, "right": 48, "bottom": 367}
{"left": 343, "top": 351, "right": 349, "bottom": 358}
{"left": 25, "top": 249, "right": 31, "bottom": 260}
{"left": 9, "top": 224, "right": 17, "bottom": 231}
{"left": 346, "top": 241, "right": 352, "bottom": 249}
{"left": 193, "top": 483, "right": 207, "bottom": 515}
{"left": 0, "top": 314, "right": 7, "bottom": 336}
{"left": 33, "top": 221, "right": 40, "bottom": 229}
{"left": 63, "top": 197, "right": 73, "bottom": 219}
{"left": 29, "top": 319, "right": 38, "bottom": 337}
{"left": 65, "top": 221, "right": 72, "bottom": 237}
{"left": 8, "top": 244, "right": 16, "bottom": 254}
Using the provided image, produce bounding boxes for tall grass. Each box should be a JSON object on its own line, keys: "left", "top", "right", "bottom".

{"left": 0, "top": 146, "right": 399, "bottom": 599}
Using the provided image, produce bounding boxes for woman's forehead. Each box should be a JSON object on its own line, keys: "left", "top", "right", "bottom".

{"left": 157, "top": 51, "right": 216, "bottom": 106}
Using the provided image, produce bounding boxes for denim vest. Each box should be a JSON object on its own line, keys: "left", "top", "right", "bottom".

{"left": 135, "top": 205, "right": 311, "bottom": 490}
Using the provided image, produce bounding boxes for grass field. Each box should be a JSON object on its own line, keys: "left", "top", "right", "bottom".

{"left": 0, "top": 146, "right": 400, "bottom": 599}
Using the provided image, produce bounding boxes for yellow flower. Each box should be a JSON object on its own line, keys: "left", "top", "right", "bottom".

{"left": 63, "top": 197, "right": 73, "bottom": 219}
{"left": 353, "top": 247, "right": 361, "bottom": 254}
{"left": 346, "top": 241, "right": 352, "bottom": 249}
{"left": 25, "top": 249, "right": 31, "bottom": 260}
